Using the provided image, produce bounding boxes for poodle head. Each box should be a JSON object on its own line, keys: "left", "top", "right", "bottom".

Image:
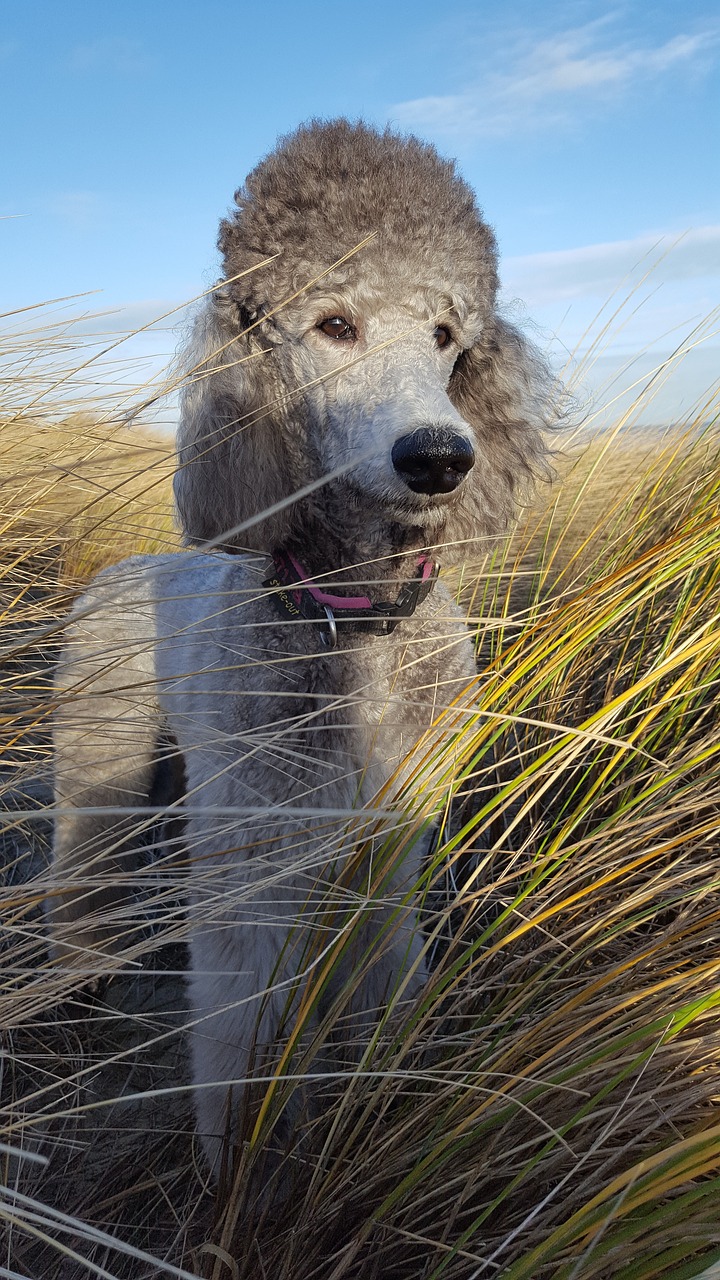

{"left": 175, "top": 119, "right": 557, "bottom": 563}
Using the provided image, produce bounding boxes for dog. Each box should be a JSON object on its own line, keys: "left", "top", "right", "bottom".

{"left": 48, "top": 119, "right": 554, "bottom": 1175}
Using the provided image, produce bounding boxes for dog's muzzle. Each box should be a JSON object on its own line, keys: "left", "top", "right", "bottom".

{"left": 392, "top": 427, "right": 475, "bottom": 496}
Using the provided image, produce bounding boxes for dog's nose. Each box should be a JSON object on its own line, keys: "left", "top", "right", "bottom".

{"left": 392, "top": 428, "right": 475, "bottom": 495}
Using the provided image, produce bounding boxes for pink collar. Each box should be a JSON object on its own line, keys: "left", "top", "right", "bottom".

{"left": 263, "top": 549, "right": 439, "bottom": 646}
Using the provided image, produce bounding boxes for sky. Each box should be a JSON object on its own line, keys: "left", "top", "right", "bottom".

{"left": 2, "top": 0, "right": 719, "bottom": 428}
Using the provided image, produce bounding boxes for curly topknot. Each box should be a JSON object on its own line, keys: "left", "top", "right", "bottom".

{"left": 218, "top": 118, "right": 499, "bottom": 309}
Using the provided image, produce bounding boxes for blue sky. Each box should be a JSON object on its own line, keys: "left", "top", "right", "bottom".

{"left": 3, "top": 0, "right": 719, "bottom": 426}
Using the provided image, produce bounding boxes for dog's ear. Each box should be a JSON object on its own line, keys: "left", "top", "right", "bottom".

{"left": 448, "top": 315, "right": 555, "bottom": 517}
{"left": 174, "top": 294, "right": 297, "bottom": 550}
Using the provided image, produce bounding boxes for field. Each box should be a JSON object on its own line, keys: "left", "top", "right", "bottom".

{"left": 2, "top": 303, "right": 720, "bottom": 1279}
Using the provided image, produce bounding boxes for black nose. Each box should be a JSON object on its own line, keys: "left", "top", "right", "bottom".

{"left": 392, "top": 428, "right": 475, "bottom": 496}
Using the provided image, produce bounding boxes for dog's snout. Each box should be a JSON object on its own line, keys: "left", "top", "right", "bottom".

{"left": 392, "top": 428, "right": 475, "bottom": 496}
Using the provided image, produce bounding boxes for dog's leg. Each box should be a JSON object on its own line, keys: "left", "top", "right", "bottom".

{"left": 187, "top": 862, "right": 318, "bottom": 1177}
{"left": 185, "top": 822, "right": 429, "bottom": 1176}
{"left": 48, "top": 580, "right": 162, "bottom": 968}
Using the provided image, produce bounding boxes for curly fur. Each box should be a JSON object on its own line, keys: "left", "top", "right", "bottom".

{"left": 175, "top": 119, "right": 552, "bottom": 561}
{"left": 48, "top": 119, "right": 559, "bottom": 1182}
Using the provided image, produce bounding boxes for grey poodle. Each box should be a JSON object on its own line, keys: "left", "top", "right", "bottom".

{"left": 48, "top": 119, "right": 555, "bottom": 1173}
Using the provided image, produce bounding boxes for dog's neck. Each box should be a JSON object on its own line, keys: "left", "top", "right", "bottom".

{"left": 257, "top": 503, "right": 442, "bottom": 647}
{"left": 284, "top": 506, "right": 432, "bottom": 602}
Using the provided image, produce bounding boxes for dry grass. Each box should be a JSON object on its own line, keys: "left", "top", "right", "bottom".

{"left": 2, "top": 300, "right": 720, "bottom": 1279}
{"left": 0, "top": 413, "right": 177, "bottom": 582}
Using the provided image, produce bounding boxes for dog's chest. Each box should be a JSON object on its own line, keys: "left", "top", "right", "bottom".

{"left": 281, "top": 645, "right": 428, "bottom": 779}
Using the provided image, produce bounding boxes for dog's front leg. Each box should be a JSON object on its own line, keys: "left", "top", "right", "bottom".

{"left": 184, "top": 827, "right": 324, "bottom": 1176}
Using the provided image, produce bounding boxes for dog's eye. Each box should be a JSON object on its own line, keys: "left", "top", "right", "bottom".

{"left": 434, "top": 325, "right": 453, "bottom": 349}
{"left": 318, "top": 316, "right": 356, "bottom": 341}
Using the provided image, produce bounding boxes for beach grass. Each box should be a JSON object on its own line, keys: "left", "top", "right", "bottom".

{"left": 2, "top": 300, "right": 720, "bottom": 1279}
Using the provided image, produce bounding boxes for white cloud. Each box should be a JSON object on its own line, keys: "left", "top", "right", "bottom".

{"left": 502, "top": 227, "right": 720, "bottom": 307}
{"left": 506, "top": 30, "right": 705, "bottom": 98}
{"left": 391, "top": 22, "right": 717, "bottom": 139}
{"left": 499, "top": 228, "right": 720, "bottom": 421}
{"left": 570, "top": 341, "right": 720, "bottom": 428}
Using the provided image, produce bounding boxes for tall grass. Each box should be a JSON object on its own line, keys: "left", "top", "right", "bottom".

{"left": 2, "top": 298, "right": 720, "bottom": 1279}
